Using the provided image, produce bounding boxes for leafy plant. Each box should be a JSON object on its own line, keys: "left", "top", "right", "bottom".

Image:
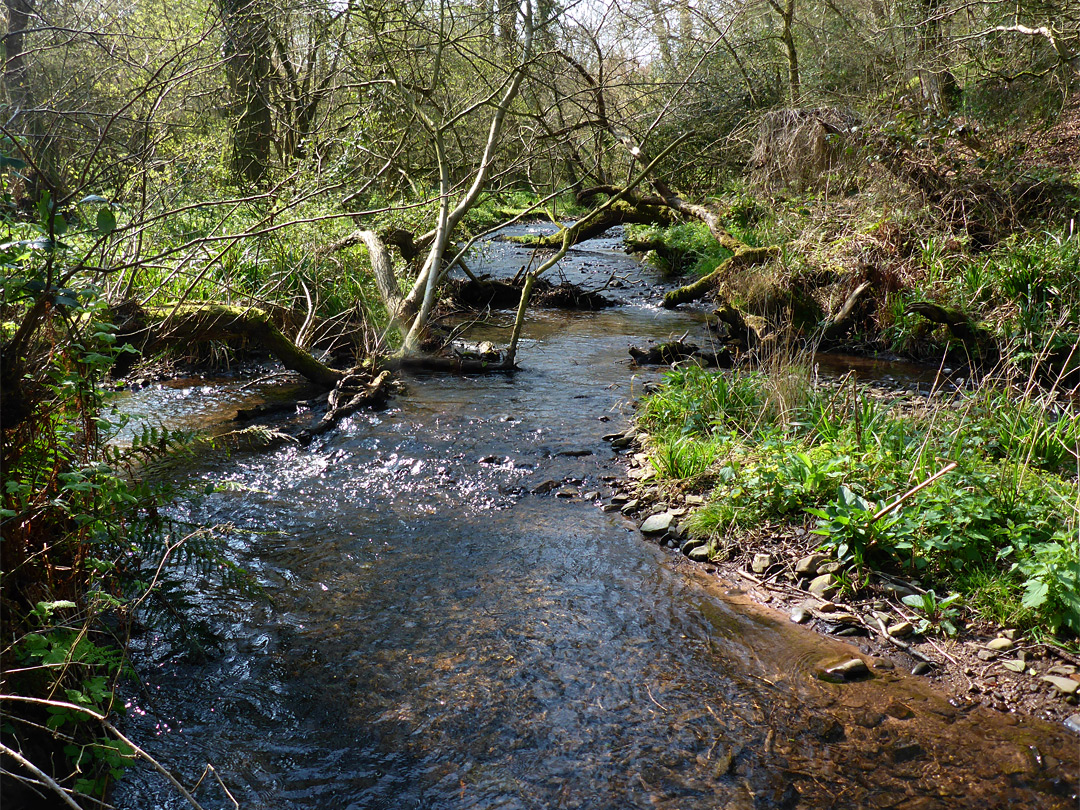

{"left": 807, "top": 485, "right": 898, "bottom": 570}
{"left": 901, "top": 590, "right": 964, "bottom": 637}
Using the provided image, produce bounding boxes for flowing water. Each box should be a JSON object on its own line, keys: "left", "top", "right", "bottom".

{"left": 115, "top": 227, "right": 1078, "bottom": 809}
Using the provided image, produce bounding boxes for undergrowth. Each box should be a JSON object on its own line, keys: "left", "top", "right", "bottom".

{"left": 638, "top": 363, "right": 1080, "bottom": 639}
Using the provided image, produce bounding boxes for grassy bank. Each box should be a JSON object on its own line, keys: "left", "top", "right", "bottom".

{"left": 636, "top": 361, "right": 1079, "bottom": 641}
{"left": 627, "top": 187, "right": 1079, "bottom": 369}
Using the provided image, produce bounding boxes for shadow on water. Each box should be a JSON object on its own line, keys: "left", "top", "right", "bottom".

{"left": 114, "top": 230, "right": 1078, "bottom": 810}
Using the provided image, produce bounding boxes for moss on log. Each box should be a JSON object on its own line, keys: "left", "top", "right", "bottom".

{"left": 662, "top": 246, "right": 780, "bottom": 308}
{"left": 511, "top": 200, "right": 675, "bottom": 249}
{"left": 131, "top": 303, "right": 345, "bottom": 387}
{"left": 905, "top": 301, "right": 989, "bottom": 345}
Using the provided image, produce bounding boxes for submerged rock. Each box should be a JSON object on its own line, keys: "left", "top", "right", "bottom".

{"left": 825, "top": 658, "right": 870, "bottom": 681}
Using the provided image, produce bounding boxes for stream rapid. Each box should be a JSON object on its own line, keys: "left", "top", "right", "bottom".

{"left": 115, "top": 226, "right": 1078, "bottom": 809}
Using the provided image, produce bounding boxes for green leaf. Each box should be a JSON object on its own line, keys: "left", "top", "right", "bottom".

{"left": 1021, "top": 579, "right": 1049, "bottom": 609}
{"left": 96, "top": 208, "right": 116, "bottom": 235}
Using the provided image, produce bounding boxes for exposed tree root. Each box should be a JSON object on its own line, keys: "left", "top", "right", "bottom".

{"left": 443, "top": 277, "right": 613, "bottom": 311}
{"left": 629, "top": 340, "right": 732, "bottom": 368}
{"left": 297, "top": 369, "right": 393, "bottom": 444}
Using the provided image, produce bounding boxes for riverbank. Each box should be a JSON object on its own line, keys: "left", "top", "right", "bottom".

{"left": 601, "top": 361, "right": 1080, "bottom": 732}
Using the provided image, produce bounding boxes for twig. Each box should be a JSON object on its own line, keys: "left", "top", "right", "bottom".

{"left": 870, "top": 617, "right": 937, "bottom": 665}
{"left": 872, "top": 460, "right": 958, "bottom": 522}
{"left": 0, "top": 743, "right": 87, "bottom": 810}
{"left": 645, "top": 683, "right": 668, "bottom": 712}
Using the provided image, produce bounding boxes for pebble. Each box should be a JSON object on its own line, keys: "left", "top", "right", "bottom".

{"left": 887, "top": 621, "right": 914, "bottom": 638}
{"left": 977, "top": 650, "right": 996, "bottom": 661}
{"left": 808, "top": 573, "right": 837, "bottom": 598}
{"left": 751, "top": 553, "right": 774, "bottom": 574}
{"left": 680, "top": 537, "right": 706, "bottom": 555}
{"left": 796, "top": 553, "right": 828, "bottom": 576}
{"left": 620, "top": 499, "right": 641, "bottom": 514}
{"left": 828, "top": 613, "right": 860, "bottom": 625}
{"left": 583, "top": 491, "right": 599, "bottom": 500}
{"left": 688, "top": 545, "right": 712, "bottom": 562}
{"left": 790, "top": 607, "right": 811, "bottom": 624}
{"left": 1000, "top": 659, "right": 1026, "bottom": 673}
{"left": 817, "top": 561, "right": 843, "bottom": 575}
{"left": 816, "top": 601, "right": 839, "bottom": 613}
{"left": 684, "top": 494, "right": 705, "bottom": 505}
{"left": 825, "top": 659, "right": 870, "bottom": 681}
{"left": 1065, "top": 714, "right": 1080, "bottom": 734}
{"left": 601, "top": 504, "right": 620, "bottom": 513}
{"left": 986, "top": 637, "right": 1015, "bottom": 652}
{"left": 610, "top": 493, "right": 630, "bottom": 504}
{"left": 1002, "top": 629, "right": 1019, "bottom": 640}
{"left": 640, "top": 512, "right": 674, "bottom": 534}
{"left": 555, "top": 488, "right": 576, "bottom": 498}
{"left": 1041, "top": 675, "right": 1080, "bottom": 696}
{"left": 912, "top": 662, "right": 934, "bottom": 676}
{"left": 834, "top": 627, "right": 864, "bottom": 637}
{"left": 1047, "top": 665, "right": 1077, "bottom": 676}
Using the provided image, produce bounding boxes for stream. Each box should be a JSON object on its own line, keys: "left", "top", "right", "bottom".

{"left": 115, "top": 226, "right": 1078, "bottom": 809}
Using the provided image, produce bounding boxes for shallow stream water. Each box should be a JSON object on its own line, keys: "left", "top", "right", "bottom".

{"left": 115, "top": 227, "right": 1078, "bottom": 809}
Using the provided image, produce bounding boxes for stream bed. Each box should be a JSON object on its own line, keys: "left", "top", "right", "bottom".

{"left": 115, "top": 227, "right": 1078, "bottom": 809}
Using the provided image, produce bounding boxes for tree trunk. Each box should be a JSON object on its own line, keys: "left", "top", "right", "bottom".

{"left": 221, "top": 0, "right": 274, "bottom": 184}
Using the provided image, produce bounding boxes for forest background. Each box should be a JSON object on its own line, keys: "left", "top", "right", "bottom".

{"left": 1, "top": 0, "right": 1077, "bottom": 805}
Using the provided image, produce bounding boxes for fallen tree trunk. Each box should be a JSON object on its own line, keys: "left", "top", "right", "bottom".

{"left": 905, "top": 301, "right": 990, "bottom": 345}
{"left": 662, "top": 246, "right": 779, "bottom": 308}
{"left": 118, "top": 303, "right": 346, "bottom": 387}
{"left": 821, "top": 280, "right": 873, "bottom": 342}
{"left": 443, "top": 277, "right": 613, "bottom": 311}
{"left": 513, "top": 199, "right": 675, "bottom": 249}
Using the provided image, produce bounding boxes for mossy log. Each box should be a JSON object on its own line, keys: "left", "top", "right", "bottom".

{"left": 512, "top": 200, "right": 675, "bottom": 249}
{"left": 126, "top": 303, "right": 345, "bottom": 387}
{"left": 662, "top": 246, "right": 780, "bottom": 308}
{"left": 905, "top": 301, "right": 989, "bottom": 345}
